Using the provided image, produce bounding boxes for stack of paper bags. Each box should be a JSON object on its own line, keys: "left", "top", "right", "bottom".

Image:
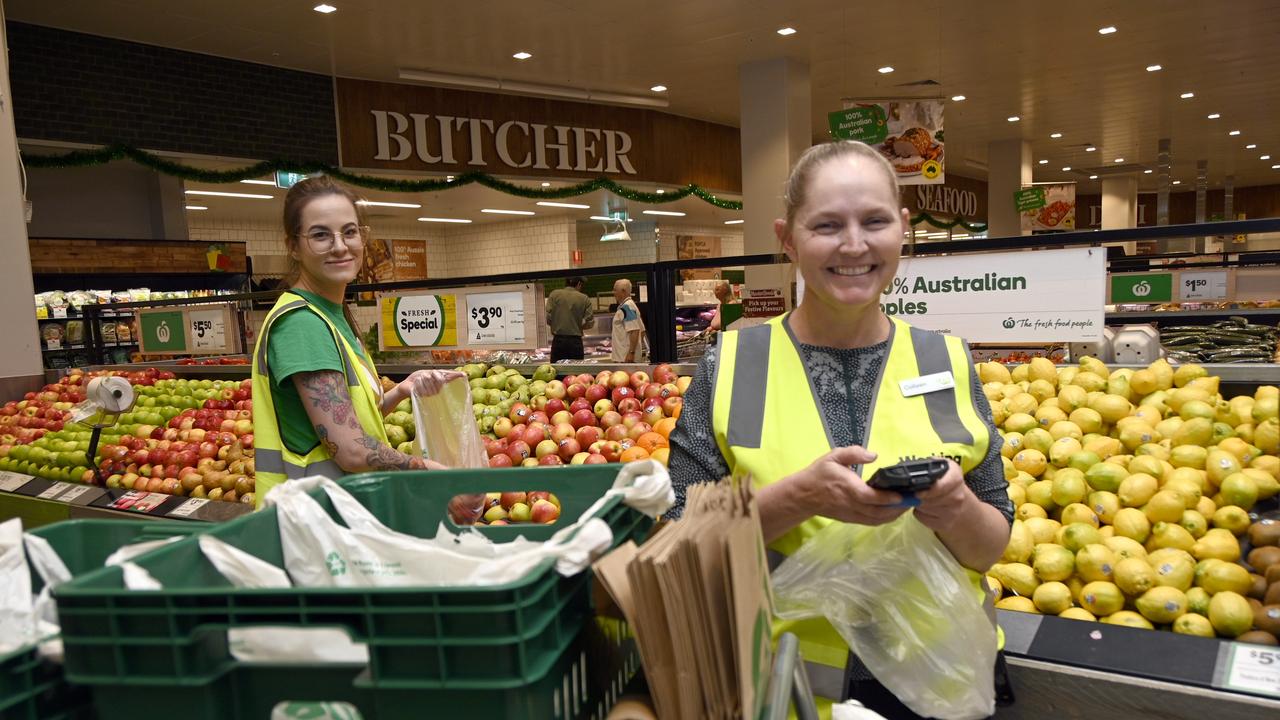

{"left": 593, "top": 479, "right": 773, "bottom": 720}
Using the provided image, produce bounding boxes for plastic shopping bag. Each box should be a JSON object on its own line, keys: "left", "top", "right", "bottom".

{"left": 0, "top": 518, "right": 40, "bottom": 654}
{"left": 410, "top": 374, "right": 487, "bottom": 469}
{"left": 771, "top": 514, "right": 996, "bottom": 720}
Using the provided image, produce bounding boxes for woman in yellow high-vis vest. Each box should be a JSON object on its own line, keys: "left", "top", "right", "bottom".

{"left": 667, "top": 141, "right": 1014, "bottom": 718}
{"left": 250, "top": 177, "right": 452, "bottom": 507}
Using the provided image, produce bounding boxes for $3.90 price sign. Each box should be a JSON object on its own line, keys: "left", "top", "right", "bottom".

{"left": 465, "top": 291, "right": 526, "bottom": 344}
{"left": 1225, "top": 643, "right": 1280, "bottom": 697}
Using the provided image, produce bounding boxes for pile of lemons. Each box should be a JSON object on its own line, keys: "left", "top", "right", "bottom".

{"left": 982, "top": 356, "right": 1279, "bottom": 638}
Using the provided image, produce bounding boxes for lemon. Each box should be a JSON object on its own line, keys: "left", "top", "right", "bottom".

{"left": 1208, "top": 591, "right": 1253, "bottom": 638}
{"left": 1191, "top": 528, "right": 1242, "bottom": 563}
{"left": 1001, "top": 519, "right": 1034, "bottom": 563}
{"left": 1143, "top": 490, "right": 1187, "bottom": 524}
{"left": 1135, "top": 442, "right": 1170, "bottom": 461}
{"left": 1032, "top": 543, "right": 1075, "bottom": 582}
{"left": 1069, "top": 407, "right": 1104, "bottom": 434}
{"left": 1148, "top": 522, "right": 1196, "bottom": 552}
{"left": 1090, "top": 394, "right": 1132, "bottom": 425}
{"left": 1148, "top": 359, "right": 1175, "bottom": 391}
{"left": 1059, "top": 523, "right": 1104, "bottom": 553}
{"left": 1207, "top": 450, "right": 1245, "bottom": 488}
{"left": 1170, "top": 444, "right": 1209, "bottom": 470}
{"left": 1112, "top": 507, "right": 1152, "bottom": 543}
{"left": 1197, "top": 558, "right": 1251, "bottom": 595}
{"left": 1104, "top": 536, "right": 1148, "bottom": 561}
{"left": 1036, "top": 405, "right": 1068, "bottom": 428}
{"left": 1080, "top": 581, "right": 1126, "bottom": 616}
{"left": 986, "top": 575, "right": 1004, "bottom": 601}
{"left": 1033, "top": 582, "right": 1075, "bottom": 615}
{"left": 1085, "top": 462, "right": 1127, "bottom": 493}
{"left": 1071, "top": 372, "right": 1108, "bottom": 394}
{"left": 1114, "top": 557, "right": 1157, "bottom": 596}
{"left": 979, "top": 362, "right": 1012, "bottom": 384}
{"left": 1049, "top": 437, "right": 1083, "bottom": 467}
{"left": 1057, "top": 385, "right": 1088, "bottom": 413}
{"left": 1173, "top": 613, "right": 1215, "bottom": 638}
{"left": 1174, "top": 418, "right": 1214, "bottom": 448}
{"left": 1180, "top": 399, "right": 1217, "bottom": 422}
{"left": 1005, "top": 413, "right": 1039, "bottom": 434}
{"left": 1136, "top": 586, "right": 1188, "bottom": 624}
{"left": 1089, "top": 491, "right": 1121, "bottom": 524}
{"left": 1002, "top": 432, "right": 1025, "bottom": 458}
{"left": 1027, "top": 358, "right": 1058, "bottom": 385}
{"left": 1118, "top": 473, "right": 1159, "bottom": 507}
{"left": 1242, "top": 468, "right": 1279, "bottom": 500}
{"left": 1007, "top": 483, "right": 1027, "bottom": 507}
{"left": 1084, "top": 436, "right": 1123, "bottom": 459}
{"left": 993, "top": 563, "right": 1039, "bottom": 597}
{"left": 1211, "top": 505, "right": 1251, "bottom": 535}
{"left": 1186, "top": 587, "right": 1211, "bottom": 616}
{"left": 1127, "top": 455, "right": 1165, "bottom": 479}
{"left": 1104, "top": 611, "right": 1156, "bottom": 630}
{"left": 1130, "top": 369, "right": 1159, "bottom": 396}
{"left": 1069, "top": 450, "right": 1103, "bottom": 473}
{"left": 1026, "top": 480, "right": 1056, "bottom": 511}
{"left": 1024, "top": 428, "right": 1055, "bottom": 456}
{"left": 1148, "top": 548, "right": 1196, "bottom": 591}
{"left": 1049, "top": 421, "right": 1084, "bottom": 442}
{"left": 1076, "top": 544, "right": 1117, "bottom": 583}
{"left": 1024, "top": 517, "right": 1062, "bottom": 545}
{"left": 1163, "top": 478, "right": 1204, "bottom": 509}
{"left": 1013, "top": 449, "right": 1048, "bottom": 477}
{"left": 1178, "top": 510, "right": 1208, "bottom": 539}
{"left": 1005, "top": 392, "right": 1040, "bottom": 416}
{"left": 1080, "top": 356, "right": 1110, "bottom": 379}
{"left": 996, "top": 596, "right": 1039, "bottom": 613}
{"left": 1017, "top": 503, "right": 1049, "bottom": 521}
{"left": 1059, "top": 607, "right": 1097, "bottom": 622}
{"left": 1196, "top": 496, "right": 1217, "bottom": 519}
{"left": 1218, "top": 473, "right": 1258, "bottom": 511}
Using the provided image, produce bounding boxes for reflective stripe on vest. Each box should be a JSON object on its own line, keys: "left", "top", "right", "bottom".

{"left": 711, "top": 313, "right": 995, "bottom": 699}
{"left": 250, "top": 292, "right": 388, "bottom": 509}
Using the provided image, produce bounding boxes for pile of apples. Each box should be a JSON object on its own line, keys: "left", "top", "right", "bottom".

{"left": 476, "top": 364, "right": 689, "bottom": 468}
{"left": 449, "top": 490, "right": 563, "bottom": 526}
{"left": 0, "top": 369, "right": 99, "bottom": 446}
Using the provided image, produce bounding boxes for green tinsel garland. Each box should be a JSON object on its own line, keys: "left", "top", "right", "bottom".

{"left": 909, "top": 212, "right": 988, "bottom": 232}
{"left": 22, "top": 144, "right": 744, "bottom": 210}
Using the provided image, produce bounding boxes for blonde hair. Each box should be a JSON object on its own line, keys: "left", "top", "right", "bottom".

{"left": 782, "top": 140, "right": 901, "bottom": 232}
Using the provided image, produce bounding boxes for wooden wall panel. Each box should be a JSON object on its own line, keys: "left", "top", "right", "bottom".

{"left": 28, "top": 238, "right": 247, "bottom": 274}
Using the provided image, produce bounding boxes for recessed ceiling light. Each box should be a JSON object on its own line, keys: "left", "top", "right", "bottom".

{"left": 1007, "top": 116, "right": 1020, "bottom": 122}
{"left": 1050, "top": 132, "right": 1063, "bottom": 138}
{"left": 512, "top": 51, "right": 532, "bottom": 60}
{"left": 878, "top": 66, "right": 894, "bottom": 74}
{"left": 1262, "top": 155, "right": 1272, "bottom": 160}
{"left": 1144, "top": 169, "right": 1153, "bottom": 174}
{"left": 417, "top": 217, "right": 472, "bottom": 223}
{"left": 1180, "top": 92, "right": 1195, "bottom": 99}
{"left": 1146, "top": 64, "right": 1162, "bottom": 72}
{"left": 950, "top": 95, "right": 966, "bottom": 102}
{"left": 481, "top": 208, "right": 535, "bottom": 215}
{"left": 650, "top": 85, "right": 667, "bottom": 92}
{"left": 1085, "top": 146, "right": 1096, "bottom": 152}
{"left": 1173, "top": 180, "right": 1182, "bottom": 185}
{"left": 1207, "top": 113, "right": 1220, "bottom": 119}
{"left": 1038, "top": 159, "right": 1048, "bottom": 164}
{"left": 1062, "top": 166, "right": 1072, "bottom": 171}
{"left": 446, "top": 176, "right": 454, "bottom": 181}
{"left": 184, "top": 190, "right": 273, "bottom": 199}
{"left": 184, "top": 205, "right": 207, "bottom": 210}
{"left": 536, "top": 201, "right": 590, "bottom": 209}
{"left": 655, "top": 189, "right": 665, "bottom": 194}
{"left": 1246, "top": 144, "right": 1257, "bottom": 149}
{"left": 724, "top": 219, "right": 744, "bottom": 225}
{"left": 1273, "top": 164, "right": 1280, "bottom": 169}
{"left": 313, "top": 4, "right": 337, "bottom": 13}
{"left": 1098, "top": 26, "right": 1117, "bottom": 34}
{"left": 1089, "top": 175, "right": 1098, "bottom": 179}
{"left": 240, "top": 179, "right": 276, "bottom": 185}
{"left": 541, "top": 182, "right": 551, "bottom": 187}
{"left": 1228, "top": 130, "right": 1241, "bottom": 136}
{"left": 777, "top": 27, "right": 797, "bottom": 36}
{"left": 1114, "top": 158, "right": 1125, "bottom": 163}
{"left": 643, "top": 210, "right": 686, "bottom": 217}
{"left": 356, "top": 200, "right": 422, "bottom": 209}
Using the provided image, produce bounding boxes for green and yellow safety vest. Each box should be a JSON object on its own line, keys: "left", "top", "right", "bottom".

{"left": 250, "top": 291, "right": 388, "bottom": 508}
{"left": 710, "top": 313, "right": 997, "bottom": 704}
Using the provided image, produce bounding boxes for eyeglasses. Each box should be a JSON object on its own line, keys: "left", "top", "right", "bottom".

{"left": 301, "top": 225, "right": 368, "bottom": 253}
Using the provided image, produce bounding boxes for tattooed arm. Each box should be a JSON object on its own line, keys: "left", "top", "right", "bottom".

{"left": 293, "top": 370, "right": 437, "bottom": 472}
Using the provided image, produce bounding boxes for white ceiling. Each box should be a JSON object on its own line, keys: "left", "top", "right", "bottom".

{"left": 7, "top": 0, "right": 1280, "bottom": 196}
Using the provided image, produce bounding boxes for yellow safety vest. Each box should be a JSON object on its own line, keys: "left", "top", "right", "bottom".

{"left": 711, "top": 313, "right": 997, "bottom": 704}
{"left": 251, "top": 291, "right": 389, "bottom": 508}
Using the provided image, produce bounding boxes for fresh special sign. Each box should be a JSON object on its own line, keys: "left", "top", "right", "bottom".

{"left": 883, "top": 247, "right": 1105, "bottom": 342}
{"left": 379, "top": 294, "right": 458, "bottom": 348}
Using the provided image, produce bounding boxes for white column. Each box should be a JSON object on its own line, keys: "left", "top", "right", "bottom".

{"left": 987, "top": 139, "right": 1032, "bottom": 237}
{"left": 739, "top": 57, "right": 810, "bottom": 308}
{"left": 0, "top": 10, "right": 45, "bottom": 396}
{"left": 1102, "top": 175, "right": 1139, "bottom": 255}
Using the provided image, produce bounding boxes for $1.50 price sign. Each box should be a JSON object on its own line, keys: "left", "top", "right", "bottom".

{"left": 1225, "top": 643, "right": 1280, "bottom": 697}
{"left": 465, "top": 291, "right": 526, "bottom": 344}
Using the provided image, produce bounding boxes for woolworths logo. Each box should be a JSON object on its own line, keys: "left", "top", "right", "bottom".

{"left": 1003, "top": 318, "right": 1016, "bottom": 329}
{"left": 1111, "top": 273, "right": 1172, "bottom": 303}
{"left": 1131, "top": 280, "right": 1152, "bottom": 297}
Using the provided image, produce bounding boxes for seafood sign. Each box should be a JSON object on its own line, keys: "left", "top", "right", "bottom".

{"left": 828, "top": 99, "right": 945, "bottom": 185}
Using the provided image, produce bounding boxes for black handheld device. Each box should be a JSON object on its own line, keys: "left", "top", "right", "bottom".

{"left": 867, "top": 458, "right": 950, "bottom": 494}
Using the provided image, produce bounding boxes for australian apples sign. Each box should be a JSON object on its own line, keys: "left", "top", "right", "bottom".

{"left": 883, "top": 248, "right": 1105, "bottom": 342}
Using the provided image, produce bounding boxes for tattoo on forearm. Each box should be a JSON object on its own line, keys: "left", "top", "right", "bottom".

{"left": 315, "top": 424, "right": 340, "bottom": 457}
{"left": 358, "top": 433, "right": 416, "bottom": 470}
{"left": 300, "top": 372, "right": 361, "bottom": 428}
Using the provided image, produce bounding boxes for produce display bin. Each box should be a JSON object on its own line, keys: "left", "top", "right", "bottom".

{"left": 1, "top": 519, "right": 203, "bottom": 720}
{"left": 53, "top": 465, "right": 652, "bottom": 720}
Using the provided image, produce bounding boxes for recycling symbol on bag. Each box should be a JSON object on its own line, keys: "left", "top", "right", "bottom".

{"left": 325, "top": 551, "right": 347, "bottom": 577}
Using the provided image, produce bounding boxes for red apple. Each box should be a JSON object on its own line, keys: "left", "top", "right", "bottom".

{"left": 569, "top": 398, "right": 592, "bottom": 414}
{"left": 585, "top": 453, "right": 608, "bottom": 464}
{"left": 557, "top": 438, "right": 581, "bottom": 461}
{"left": 219, "top": 419, "right": 237, "bottom": 433}
{"left": 575, "top": 425, "right": 602, "bottom": 447}
{"left": 585, "top": 384, "right": 608, "bottom": 404}
{"left": 507, "top": 424, "right": 527, "bottom": 445}
{"left": 198, "top": 441, "right": 218, "bottom": 459}
{"left": 593, "top": 399, "right": 615, "bottom": 418}
{"left": 523, "top": 424, "right": 546, "bottom": 447}
{"left": 662, "top": 396, "right": 683, "bottom": 416}
{"left": 642, "top": 405, "right": 665, "bottom": 426}
{"left": 599, "top": 411, "right": 623, "bottom": 429}
{"left": 550, "top": 410, "right": 573, "bottom": 426}
{"left": 570, "top": 452, "right": 589, "bottom": 465}
{"left": 566, "top": 383, "right": 587, "bottom": 401}
{"left": 499, "top": 491, "right": 527, "bottom": 508}
{"left": 544, "top": 398, "right": 566, "bottom": 415}
{"left": 659, "top": 383, "right": 681, "bottom": 399}
{"left": 609, "top": 371, "right": 631, "bottom": 389}
{"left": 620, "top": 411, "right": 644, "bottom": 429}
{"left": 150, "top": 426, "right": 166, "bottom": 440}
{"left": 611, "top": 386, "right": 635, "bottom": 405}
{"left": 589, "top": 440, "right": 623, "bottom": 463}
{"left": 531, "top": 499, "right": 561, "bottom": 523}
{"left": 571, "top": 409, "right": 597, "bottom": 429}
{"left": 493, "top": 417, "right": 514, "bottom": 438}
{"left": 538, "top": 454, "right": 563, "bottom": 466}
{"left": 551, "top": 423, "right": 576, "bottom": 443}
{"left": 240, "top": 434, "right": 253, "bottom": 449}
{"left": 604, "top": 424, "right": 629, "bottom": 442}
{"left": 509, "top": 403, "right": 531, "bottom": 424}
{"left": 544, "top": 380, "right": 567, "bottom": 400}
{"left": 535, "top": 439, "right": 558, "bottom": 459}
{"left": 530, "top": 395, "right": 548, "bottom": 412}
{"left": 629, "top": 371, "right": 651, "bottom": 388}
{"left": 506, "top": 441, "right": 532, "bottom": 463}
{"left": 595, "top": 371, "right": 613, "bottom": 386}
{"left": 627, "top": 422, "right": 654, "bottom": 441}
{"left": 617, "top": 397, "right": 641, "bottom": 414}
{"left": 529, "top": 411, "right": 550, "bottom": 426}
{"left": 489, "top": 453, "right": 513, "bottom": 468}
{"left": 653, "top": 364, "right": 677, "bottom": 385}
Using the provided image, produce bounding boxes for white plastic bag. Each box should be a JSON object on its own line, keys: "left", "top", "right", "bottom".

{"left": 772, "top": 514, "right": 996, "bottom": 720}
{"left": 0, "top": 518, "right": 40, "bottom": 654}
{"left": 410, "top": 375, "right": 487, "bottom": 468}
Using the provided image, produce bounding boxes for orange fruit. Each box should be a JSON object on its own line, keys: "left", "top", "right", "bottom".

{"left": 636, "top": 432, "right": 669, "bottom": 453}
{"left": 654, "top": 417, "right": 677, "bottom": 439}
{"left": 671, "top": 403, "right": 682, "bottom": 420}
{"left": 619, "top": 446, "right": 650, "bottom": 463}
{"left": 650, "top": 447, "right": 670, "bottom": 466}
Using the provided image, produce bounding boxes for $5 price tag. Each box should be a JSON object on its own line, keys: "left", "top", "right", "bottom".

{"left": 1226, "top": 643, "right": 1280, "bottom": 697}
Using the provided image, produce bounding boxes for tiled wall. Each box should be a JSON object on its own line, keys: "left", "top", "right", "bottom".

{"left": 443, "top": 216, "right": 576, "bottom": 279}
{"left": 187, "top": 219, "right": 448, "bottom": 276}
{"left": 575, "top": 220, "right": 659, "bottom": 268}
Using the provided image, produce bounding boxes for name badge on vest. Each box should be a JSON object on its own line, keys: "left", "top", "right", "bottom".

{"left": 900, "top": 370, "right": 956, "bottom": 398}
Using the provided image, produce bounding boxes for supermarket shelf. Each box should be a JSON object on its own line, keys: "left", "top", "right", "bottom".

{"left": 42, "top": 344, "right": 86, "bottom": 352}
{"left": 1107, "top": 308, "right": 1280, "bottom": 323}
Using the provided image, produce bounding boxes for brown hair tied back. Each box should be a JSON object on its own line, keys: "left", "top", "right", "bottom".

{"left": 279, "top": 175, "right": 368, "bottom": 342}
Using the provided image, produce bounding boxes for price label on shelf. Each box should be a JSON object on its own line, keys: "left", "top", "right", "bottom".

{"left": 1225, "top": 643, "right": 1280, "bottom": 697}
{"left": 168, "top": 498, "right": 209, "bottom": 518}
{"left": 37, "top": 482, "right": 73, "bottom": 500}
{"left": 52, "top": 307, "right": 67, "bottom": 319}
{"left": 59, "top": 484, "right": 94, "bottom": 504}
{"left": 46, "top": 338, "right": 62, "bottom": 350}
{"left": 0, "top": 472, "right": 35, "bottom": 492}
{"left": 188, "top": 308, "right": 227, "bottom": 351}
{"left": 465, "top": 291, "right": 526, "bottom": 344}
{"left": 1178, "top": 270, "right": 1228, "bottom": 300}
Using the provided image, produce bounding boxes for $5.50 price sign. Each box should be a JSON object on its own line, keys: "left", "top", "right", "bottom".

{"left": 465, "top": 291, "right": 525, "bottom": 344}
{"left": 1225, "top": 643, "right": 1280, "bottom": 697}
{"left": 188, "top": 308, "right": 228, "bottom": 351}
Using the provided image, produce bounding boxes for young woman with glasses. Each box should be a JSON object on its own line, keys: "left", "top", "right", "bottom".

{"left": 249, "top": 177, "right": 455, "bottom": 506}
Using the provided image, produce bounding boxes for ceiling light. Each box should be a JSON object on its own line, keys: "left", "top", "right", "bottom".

{"left": 777, "top": 27, "right": 797, "bottom": 36}
{"left": 184, "top": 205, "right": 207, "bottom": 210}
{"left": 183, "top": 190, "right": 273, "bottom": 199}
{"left": 1180, "top": 92, "right": 1195, "bottom": 99}
{"left": 482, "top": 208, "right": 535, "bottom": 215}
{"left": 240, "top": 179, "right": 275, "bottom": 185}
{"left": 724, "top": 219, "right": 744, "bottom": 225}
{"left": 643, "top": 210, "right": 686, "bottom": 217}
{"left": 1050, "top": 132, "right": 1062, "bottom": 138}
{"left": 446, "top": 175, "right": 454, "bottom": 181}
{"left": 356, "top": 200, "right": 422, "bottom": 208}
{"left": 1173, "top": 180, "right": 1182, "bottom": 185}
{"left": 1085, "top": 146, "right": 1096, "bottom": 152}
{"left": 313, "top": 4, "right": 337, "bottom": 13}
{"left": 656, "top": 189, "right": 666, "bottom": 194}
{"left": 398, "top": 69, "right": 670, "bottom": 108}
{"left": 650, "top": 85, "right": 667, "bottom": 92}
{"left": 1207, "top": 113, "right": 1220, "bottom": 119}
{"left": 878, "top": 66, "right": 894, "bottom": 74}
{"left": 1246, "top": 144, "right": 1257, "bottom": 149}
{"left": 1007, "top": 116, "right": 1020, "bottom": 122}
{"left": 1038, "top": 159, "right": 1048, "bottom": 164}
{"left": 536, "top": 201, "right": 590, "bottom": 209}
{"left": 950, "top": 95, "right": 965, "bottom": 101}
{"left": 1098, "top": 26, "right": 1117, "bottom": 34}
{"left": 1144, "top": 169, "right": 1153, "bottom": 173}
{"left": 418, "top": 217, "right": 471, "bottom": 223}
{"left": 1146, "top": 64, "right": 1162, "bottom": 72}
{"left": 590, "top": 215, "right": 634, "bottom": 222}
{"left": 512, "top": 51, "right": 532, "bottom": 60}
{"left": 1088, "top": 175, "right": 1098, "bottom": 179}
{"left": 1272, "top": 164, "right": 1280, "bottom": 169}
{"left": 540, "top": 182, "right": 551, "bottom": 187}
{"left": 1262, "top": 155, "right": 1272, "bottom": 160}
{"left": 1228, "top": 130, "right": 1241, "bottom": 136}
{"left": 1114, "top": 158, "right": 1125, "bottom": 163}
{"left": 1062, "top": 166, "right": 1072, "bottom": 171}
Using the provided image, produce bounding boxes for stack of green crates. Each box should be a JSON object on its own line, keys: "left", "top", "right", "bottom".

{"left": 54, "top": 465, "right": 651, "bottom": 719}
{"left": 1, "top": 520, "right": 202, "bottom": 720}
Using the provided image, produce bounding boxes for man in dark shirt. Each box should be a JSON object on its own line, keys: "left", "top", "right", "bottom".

{"left": 546, "top": 277, "right": 594, "bottom": 361}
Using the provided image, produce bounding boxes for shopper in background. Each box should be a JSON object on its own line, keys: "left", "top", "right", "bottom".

{"left": 706, "top": 280, "right": 733, "bottom": 334}
{"left": 610, "top": 278, "right": 648, "bottom": 363}
{"left": 546, "top": 276, "right": 594, "bottom": 361}
{"left": 250, "top": 176, "right": 452, "bottom": 508}
{"left": 666, "top": 141, "right": 1013, "bottom": 718}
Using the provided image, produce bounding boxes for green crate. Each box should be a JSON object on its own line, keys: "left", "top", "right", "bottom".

{"left": 1, "top": 519, "right": 203, "bottom": 720}
{"left": 53, "top": 466, "right": 651, "bottom": 718}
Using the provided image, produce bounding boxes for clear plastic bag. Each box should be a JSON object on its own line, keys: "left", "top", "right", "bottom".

{"left": 410, "top": 375, "right": 487, "bottom": 469}
{"left": 771, "top": 514, "right": 996, "bottom": 720}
